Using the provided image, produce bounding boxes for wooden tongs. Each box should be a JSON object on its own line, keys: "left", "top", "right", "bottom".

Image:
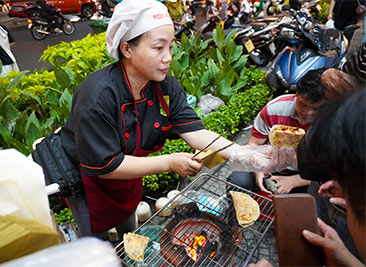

{"left": 192, "top": 134, "right": 234, "bottom": 162}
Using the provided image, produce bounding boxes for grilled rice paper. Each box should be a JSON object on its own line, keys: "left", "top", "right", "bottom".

{"left": 269, "top": 125, "right": 305, "bottom": 149}
{"left": 230, "top": 191, "right": 260, "bottom": 227}
{"left": 123, "top": 232, "right": 150, "bottom": 262}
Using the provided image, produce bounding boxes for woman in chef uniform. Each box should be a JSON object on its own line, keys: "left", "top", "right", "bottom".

{"left": 59, "top": 0, "right": 241, "bottom": 240}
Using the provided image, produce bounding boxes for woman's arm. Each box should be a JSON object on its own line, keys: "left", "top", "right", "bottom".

{"left": 100, "top": 153, "right": 203, "bottom": 180}
{"left": 179, "top": 129, "right": 241, "bottom": 160}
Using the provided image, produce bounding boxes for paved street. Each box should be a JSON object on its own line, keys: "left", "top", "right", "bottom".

{"left": 0, "top": 12, "right": 94, "bottom": 71}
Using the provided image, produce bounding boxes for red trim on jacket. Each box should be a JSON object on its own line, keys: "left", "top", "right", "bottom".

{"left": 80, "top": 155, "right": 117, "bottom": 169}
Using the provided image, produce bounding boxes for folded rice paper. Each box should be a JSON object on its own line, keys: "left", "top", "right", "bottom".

{"left": 0, "top": 215, "right": 59, "bottom": 263}
{"left": 195, "top": 149, "right": 225, "bottom": 169}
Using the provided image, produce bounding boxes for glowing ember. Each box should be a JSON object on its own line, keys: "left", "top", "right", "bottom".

{"left": 183, "top": 231, "right": 217, "bottom": 262}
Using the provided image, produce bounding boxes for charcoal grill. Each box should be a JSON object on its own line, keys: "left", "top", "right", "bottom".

{"left": 115, "top": 173, "right": 277, "bottom": 266}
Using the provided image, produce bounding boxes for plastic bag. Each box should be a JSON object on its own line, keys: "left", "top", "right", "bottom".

{"left": 186, "top": 94, "right": 197, "bottom": 108}
{"left": 325, "top": 19, "right": 335, "bottom": 29}
{"left": 229, "top": 145, "right": 297, "bottom": 173}
{"left": 2, "top": 237, "right": 121, "bottom": 267}
{"left": 197, "top": 94, "right": 225, "bottom": 116}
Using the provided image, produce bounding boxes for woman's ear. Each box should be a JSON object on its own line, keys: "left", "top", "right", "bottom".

{"left": 120, "top": 42, "right": 131, "bottom": 59}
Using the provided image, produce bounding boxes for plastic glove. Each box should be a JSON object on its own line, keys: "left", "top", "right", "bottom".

{"left": 229, "top": 145, "right": 297, "bottom": 173}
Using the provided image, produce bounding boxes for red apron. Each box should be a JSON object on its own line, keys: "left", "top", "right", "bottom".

{"left": 81, "top": 83, "right": 171, "bottom": 233}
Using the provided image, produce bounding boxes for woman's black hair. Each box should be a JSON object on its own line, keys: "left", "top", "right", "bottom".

{"left": 297, "top": 68, "right": 326, "bottom": 103}
{"left": 118, "top": 34, "right": 143, "bottom": 59}
{"left": 298, "top": 88, "right": 365, "bottom": 223}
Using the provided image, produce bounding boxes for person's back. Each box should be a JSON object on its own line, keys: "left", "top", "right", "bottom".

{"left": 165, "top": 0, "right": 183, "bottom": 20}
{"left": 36, "top": 0, "right": 57, "bottom": 19}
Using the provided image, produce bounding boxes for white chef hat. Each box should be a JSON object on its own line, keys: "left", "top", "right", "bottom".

{"left": 106, "top": 0, "right": 173, "bottom": 59}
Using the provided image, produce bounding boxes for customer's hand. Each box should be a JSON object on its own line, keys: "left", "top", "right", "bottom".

{"left": 248, "top": 259, "right": 273, "bottom": 267}
{"left": 318, "top": 180, "right": 343, "bottom": 198}
{"left": 255, "top": 172, "right": 271, "bottom": 194}
{"left": 269, "top": 175, "right": 295, "bottom": 194}
{"left": 329, "top": 197, "right": 347, "bottom": 209}
{"left": 327, "top": 14, "right": 332, "bottom": 20}
{"left": 302, "top": 218, "right": 363, "bottom": 267}
{"left": 168, "top": 153, "right": 203, "bottom": 177}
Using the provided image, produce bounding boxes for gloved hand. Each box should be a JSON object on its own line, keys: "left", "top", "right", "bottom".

{"left": 229, "top": 145, "right": 297, "bottom": 173}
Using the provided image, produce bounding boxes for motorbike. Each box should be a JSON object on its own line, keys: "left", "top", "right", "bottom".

{"left": 174, "top": 11, "right": 197, "bottom": 40}
{"left": 199, "top": 1, "right": 222, "bottom": 35}
{"left": 26, "top": 8, "right": 75, "bottom": 40}
{"left": 97, "top": 0, "right": 117, "bottom": 18}
{"left": 233, "top": 13, "right": 294, "bottom": 66}
{"left": 266, "top": 6, "right": 359, "bottom": 96}
{"left": 262, "top": 0, "right": 285, "bottom": 16}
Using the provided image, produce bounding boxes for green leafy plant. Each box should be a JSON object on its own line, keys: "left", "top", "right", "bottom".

{"left": 54, "top": 207, "right": 75, "bottom": 225}
{"left": 169, "top": 25, "right": 250, "bottom": 103}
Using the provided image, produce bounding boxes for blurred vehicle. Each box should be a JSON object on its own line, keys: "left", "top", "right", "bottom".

{"left": 202, "top": 0, "right": 221, "bottom": 14}
{"left": 26, "top": 7, "right": 75, "bottom": 40}
{"left": 6, "top": 0, "right": 97, "bottom": 19}
{"left": 97, "top": 0, "right": 116, "bottom": 18}
{"left": 262, "top": 0, "right": 285, "bottom": 16}
{"left": 175, "top": 10, "right": 196, "bottom": 40}
{"left": 234, "top": 13, "right": 293, "bottom": 66}
{"left": 199, "top": 0, "right": 221, "bottom": 34}
{"left": 266, "top": 6, "right": 359, "bottom": 96}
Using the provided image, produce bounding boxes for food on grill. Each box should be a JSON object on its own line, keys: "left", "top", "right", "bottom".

{"left": 156, "top": 197, "right": 172, "bottom": 216}
{"left": 230, "top": 191, "right": 260, "bottom": 227}
{"left": 195, "top": 149, "right": 225, "bottom": 169}
{"left": 269, "top": 125, "right": 306, "bottom": 149}
{"left": 123, "top": 232, "right": 150, "bottom": 262}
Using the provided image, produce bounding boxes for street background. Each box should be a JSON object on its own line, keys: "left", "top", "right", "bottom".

{"left": 0, "top": 5, "right": 363, "bottom": 73}
{"left": 0, "top": 6, "right": 212, "bottom": 72}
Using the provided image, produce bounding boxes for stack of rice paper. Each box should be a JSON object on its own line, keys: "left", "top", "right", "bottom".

{"left": 0, "top": 215, "right": 59, "bottom": 263}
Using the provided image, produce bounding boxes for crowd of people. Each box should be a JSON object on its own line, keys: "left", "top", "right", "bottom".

{"left": 3, "top": 0, "right": 363, "bottom": 265}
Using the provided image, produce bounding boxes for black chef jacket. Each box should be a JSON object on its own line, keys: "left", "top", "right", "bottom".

{"left": 61, "top": 61, "right": 204, "bottom": 177}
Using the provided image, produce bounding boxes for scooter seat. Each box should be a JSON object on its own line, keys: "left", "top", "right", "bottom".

{"left": 248, "top": 22, "right": 268, "bottom": 31}
{"left": 256, "top": 16, "right": 282, "bottom": 22}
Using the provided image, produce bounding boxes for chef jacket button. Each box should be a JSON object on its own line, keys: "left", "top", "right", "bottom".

{"left": 154, "top": 145, "right": 159, "bottom": 150}
{"left": 122, "top": 105, "right": 126, "bottom": 111}
{"left": 125, "top": 132, "right": 129, "bottom": 139}
{"left": 148, "top": 100, "right": 153, "bottom": 106}
{"left": 154, "top": 122, "right": 160, "bottom": 128}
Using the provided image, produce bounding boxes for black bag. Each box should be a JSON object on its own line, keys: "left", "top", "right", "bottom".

{"left": 32, "top": 132, "right": 84, "bottom": 197}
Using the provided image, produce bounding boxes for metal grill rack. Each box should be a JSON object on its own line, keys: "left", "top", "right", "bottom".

{"left": 116, "top": 173, "right": 277, "bottom": 267}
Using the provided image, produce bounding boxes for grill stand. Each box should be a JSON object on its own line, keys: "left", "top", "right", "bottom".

{"left": 116, "top": 173, "right": 277, "bottom": 267}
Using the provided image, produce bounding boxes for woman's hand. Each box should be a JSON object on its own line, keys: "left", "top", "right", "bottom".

{"left": 302, "top": 218, "right": 363, "bottom": 267}
{"left": 168, "top": 152, "right": 203, "bottom": 177}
